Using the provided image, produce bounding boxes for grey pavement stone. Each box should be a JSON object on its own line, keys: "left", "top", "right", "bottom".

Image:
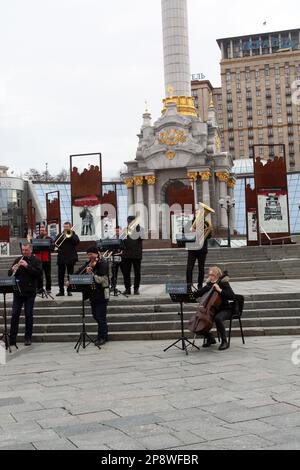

{"left": 1, "top": 337, "right": 300, "bottom": 450}
{"left": 0, "top": 443, "right": 35, "bottom": 450}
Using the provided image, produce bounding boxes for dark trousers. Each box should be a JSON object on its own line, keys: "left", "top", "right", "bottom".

{"left": 91, "top": 301, "right": 108, "bottom": 340}
{"left": 186, "top": 250, "right": 207, "bottom": 289}
{"left": 206, "top": 309, "right": 232, "bottom": 341}
{"left": 122, "top": 259, "right": 141, "bottom": 291}
{"left": 38, "top": 262, "right": 51, "bottom": 291}
{"left": 111, "top": 262, "right": 122, "bottom": 288}
{"left": 58, "top": 263, "right": 74, "bottom": 293}
{"left": 10, "top": 294, "right": 36, "bottom": 342}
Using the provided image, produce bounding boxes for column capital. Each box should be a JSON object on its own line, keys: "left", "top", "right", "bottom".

{"left": 199, "top": 171, "right": 212, "bottom": 182}
{"left": 124, "top": 178, "right": 134, "bottom": 189}
{"left": 216, "top": 172, "right": 229, "bottom": 183}
{"left": 145, "top": 175, "right": 156, "bottom": 186}
{"left": 187, "top": 171, "right": 198, "bottom": 182}
{"left": 227, "top": 177, "right": 236, "bottom": 189}
{"left": 133, "top": 176, "right": 144, "bottom": 187}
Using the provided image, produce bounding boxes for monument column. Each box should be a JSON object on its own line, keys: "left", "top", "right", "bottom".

{"left": 228, "top": 177, "right": 236, "bottom": 234}
{"left": 133, "top": 176, "right": 145, "bottom": 226}
{"left": 187, "top": 172, "right": 198, "bottom": 210}
{"left": 145, "top": 175, "right": 158, "bottom": 236}
{"left": 199, "top": 172, "right": 212, "bottom": 217}
{"left": 125, "top": 178, "right": 134, "bottom": 216}
{"left": 216, "top": 172, "right": 229, "bottom": 228}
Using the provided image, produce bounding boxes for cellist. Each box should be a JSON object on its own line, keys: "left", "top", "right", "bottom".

{"left": 195, "top": 266, "right": 235, "bottom": 350}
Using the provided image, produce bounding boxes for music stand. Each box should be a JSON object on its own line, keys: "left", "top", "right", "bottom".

{"left": 164, "top": 283, "right": 200, "bottom": 355}
{"left": 32, "top": 239, "right": 54, "bottom": 300}
{"left": 97, "top": 239, "right": 127, "bottom": 298}
{"left": 69, "top": 274, "right": 101, "bottom": 353}
{"left": 0, "top": 277, "right": 18, "bottom": 352}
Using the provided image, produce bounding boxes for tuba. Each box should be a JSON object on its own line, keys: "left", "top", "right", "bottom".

{"left": 192, "top": 203, "right": 215, "bottom": 241}
{"left": 120, "top": 216, "right": 141, "bottom": 240}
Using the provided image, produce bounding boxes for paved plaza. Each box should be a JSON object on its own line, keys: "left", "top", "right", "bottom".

{"left": 1, "top": 335, "right": 300, "bottom": 450}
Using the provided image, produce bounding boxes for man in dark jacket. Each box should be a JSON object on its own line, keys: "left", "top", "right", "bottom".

{"left": 195, "top": 266, "right": 236, "bottom": 350}
{"left": 34, "top": 225, "right": 54, "bottom": 293}
{"left": 9, "top": 243, "right": 42, "bottom": 346}
{"left": 55, "top": 222, "right": 80, "bottom": 297}
{"left": 76, "top": 247, "right": 110, "bottom": 346}
{"left": 121, "top": 216, "right": 143, "bottom": 295}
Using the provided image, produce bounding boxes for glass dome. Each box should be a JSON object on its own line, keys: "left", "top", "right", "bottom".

{"left": 232, "top": 159, "right": 254, "bottom": 175}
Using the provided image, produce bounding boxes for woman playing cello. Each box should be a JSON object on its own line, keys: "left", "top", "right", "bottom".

{"left": 195, "top": 266, "right": 236, "bottom": 350}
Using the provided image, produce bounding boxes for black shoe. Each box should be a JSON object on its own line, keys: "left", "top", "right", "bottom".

{"left": 134, "top": 289, "right": 140, "bottom": 295}
{"left": 97, "top": 338, "right": 107, "bottom": 346}
{"left": 10, "top": 340, "right": 17, "bottom": 347}
{"left": 218, "top": 340, "right": 229, "bottom": 351}
{"left": 123, "top": 290, "right": 131, "bottom": 295}
{"left": 202, "top": 334, "right": 217, "bottom": 348}
{"left": 56, "top": 292, "right": 64, "bottom": 297}
{"left": 67, "top": 292, "right": 72, "bottom": 297}
{"left": 24, "top": 338, "right": 32, "bottom": 346}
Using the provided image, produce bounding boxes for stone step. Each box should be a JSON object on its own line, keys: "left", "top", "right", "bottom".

{"left": 8, "top": 326, "right": 300, "bottom": 342}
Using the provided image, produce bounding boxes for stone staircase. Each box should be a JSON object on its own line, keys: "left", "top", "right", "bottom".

{"left": 1, "top": 292, "right": 300, "bottom": 343}
{"left": 1, "top": 244, "right": 300, "bottom": 342}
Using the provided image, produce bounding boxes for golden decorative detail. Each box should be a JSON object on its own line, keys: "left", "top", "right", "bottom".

{"left": 214, "top": 131, "right": 222, "bottom": 153}
{"left": 124, "top": 178, "right": 134, "bottom": 189}
{"left": 227, "top": 177, "right": 236, "bottom": 189}
{"left": 162, "top": 96, "right": 197, "bottom": 117}
{"left": 209, "top": 94, "right": 214, "bottom": 109}
{"left": 187, "top": 172, "right": 198, "bottom": 182}
{"left": 133, "top": 176, "right": 144, "bottom": 187}
{"left": 167, "top": 84, "right": 175, "bottom": 97}
{"left": 216, "top": 172, "right": 229, "bottom": 183}
{"left": 167, "top": 151, "right": 176, "bottom": 161}
{"left": 145, "top": 175, "right": 156, "bottom": 186}
{"left": 159, "top": 129, "right": 186, "bottom": 147}
{"left": 199, "top": 172, "right": 211, "bottom": 182}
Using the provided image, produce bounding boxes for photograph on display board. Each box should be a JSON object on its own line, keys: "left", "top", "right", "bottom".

{"left": 73, "top": 204, "right": 101, "bottom": 242}
{"left": 171, "top": 212, "right": 193, "bottom": 244}
{"left": 0, "top": 242, "right": 9, "bottom": 255}
{"left": 247, "top": 210, "right": 258, "bottom": 241}
{"left": 101, "top": 215, "right": 116, "bottom": 239}
{"left": 48, "top": 223, "right": 59, "bottom": 240}
{"left": 258, "top": 190, "right": 289, "bottom": 234}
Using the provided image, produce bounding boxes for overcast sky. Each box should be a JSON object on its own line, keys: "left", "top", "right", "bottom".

{"left": 0, "top": 0, "right": 299, "bottom": 179}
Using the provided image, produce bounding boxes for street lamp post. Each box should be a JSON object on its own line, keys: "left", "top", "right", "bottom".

{"left": 219, "top": 196, "right": 235, "bottom": 247}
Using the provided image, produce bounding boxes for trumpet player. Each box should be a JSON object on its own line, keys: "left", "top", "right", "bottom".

{"left": 8, "top": 243, "right": 42, "bottom": 346}
{"left": 55, "top": 222, "right": 80, "bottom": 297}
{"left": 76, "top": 247, "right": 110, "bottom": 346}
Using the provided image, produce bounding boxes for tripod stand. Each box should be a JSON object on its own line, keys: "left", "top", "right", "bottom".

{"left": 110, "top": 254, "right": 128, "bottom": 298}
{"left": 0, "top": 277, "right": 19, "bottom": 352}
{"left": 69, "top": 275, "right": 101, "bottom": 353}
{"left": 164, "top": 285, "right": 200, "bottom": 356}
{"left": 74, "top": 292, "right": 100, "bottom": 353}
{"left": 37, "top": 288, "right": 54, "bottom": 300}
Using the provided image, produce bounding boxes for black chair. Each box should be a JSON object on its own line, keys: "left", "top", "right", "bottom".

{"left": 228, "top": 294, "right": 245, "bottom": 347}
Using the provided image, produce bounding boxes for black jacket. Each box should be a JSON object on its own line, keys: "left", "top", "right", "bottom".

{"left": 196, "top": 276, "right": 235, "bottom": 311}
{"left": 55, "top": 232, "right": 80, "bottom": 265}
{"left": 122, "top": 225, "right": 144, "bottom": 260}
{"left": 75, "top": 259, "right": 109, "bottom": 303}
{"left": 8, "top": 255, "right": 42, "bottom": 297}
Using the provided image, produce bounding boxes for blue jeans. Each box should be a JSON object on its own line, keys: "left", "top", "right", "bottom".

{"left": 90, "top": 301, "right": 108, "bottom": 340}
{"left": 10, "top": 294, "right": 36, "bottom": 343}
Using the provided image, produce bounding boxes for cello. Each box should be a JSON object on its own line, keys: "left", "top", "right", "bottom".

{"left": 188, "top": 271, "right": 229, "bottom": 336}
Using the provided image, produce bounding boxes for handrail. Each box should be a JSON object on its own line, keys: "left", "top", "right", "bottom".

{"left": 259, "top": 225, "right": 291, "bottom": 245}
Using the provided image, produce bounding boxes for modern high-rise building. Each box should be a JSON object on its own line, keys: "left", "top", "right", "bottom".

{"left": 192, "top": 29, "right": 300, "bottom": 171}
{"left": 217, "top": 28, "right": 300, "bottom": 170}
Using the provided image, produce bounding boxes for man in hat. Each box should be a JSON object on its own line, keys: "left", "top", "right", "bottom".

{"left": 76, "top": 246, "right": 110, "bottom": 346}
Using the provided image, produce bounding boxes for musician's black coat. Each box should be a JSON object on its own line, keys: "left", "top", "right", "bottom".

{"left": 8, "top": 256, "right": 42, "bottom": 296}
{"left": 55, "top": 233, "right": 80, "bottom": 265}
{"left": 196, "top": 276, "right": 235, "bottom": 310}
{"left": 122, "top": 225, "right": 144, "bottom": 260}
{"left": 75, "top": 259, "right": 109, "bottom": 302}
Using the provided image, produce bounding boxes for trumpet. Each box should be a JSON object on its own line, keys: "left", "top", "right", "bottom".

{"left": 101, "top": 250, "right": 113, "bottom": 260}
{"left": 55, "top": 225, "right": 75, "bottom": 248}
